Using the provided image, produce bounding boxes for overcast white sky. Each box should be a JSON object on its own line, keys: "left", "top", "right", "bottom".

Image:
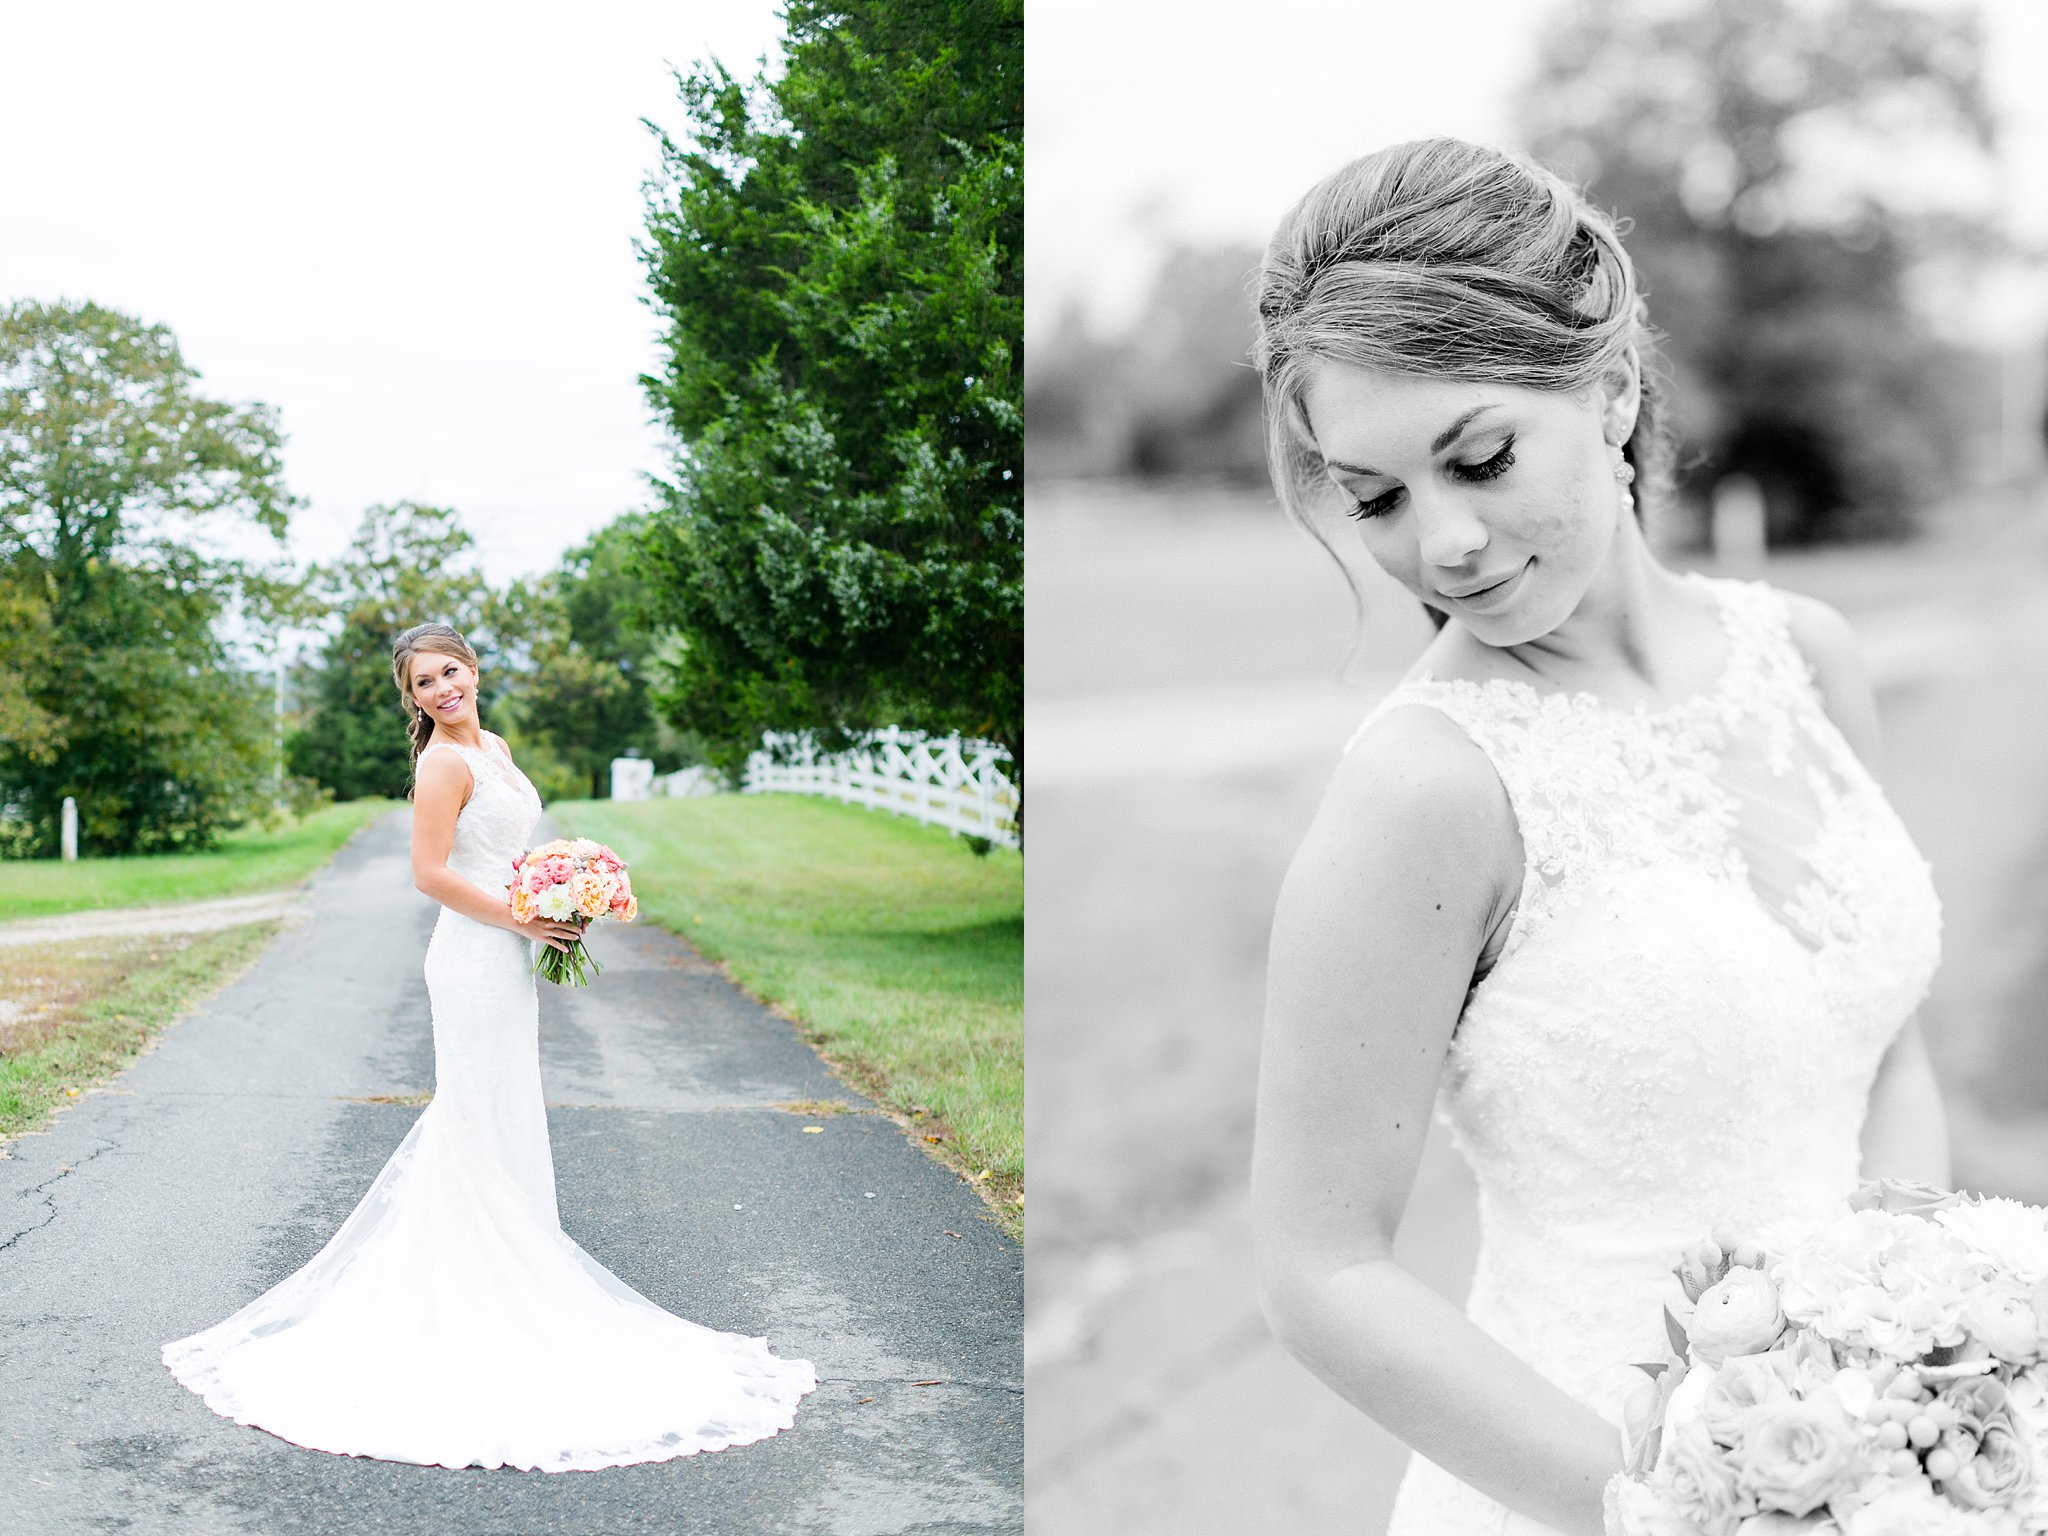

{"left": 5, "top": 0, "right": 2041, "bottom": 610}
{"left": 1026, "top": 0, "right": 2048, "bottom": 348}
{"left": 0, "top": 0, "right": 789, "bottom": 595}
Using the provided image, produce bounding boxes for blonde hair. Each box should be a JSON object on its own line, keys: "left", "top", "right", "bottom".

{"left": 1252, "top": 137, "right": 1670, "bottom": 532}
{"left": 390, "top": 623, "right": 480, "bottom": 773}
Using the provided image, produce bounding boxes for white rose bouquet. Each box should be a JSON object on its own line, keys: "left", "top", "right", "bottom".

{"left": 1607, "top": 1180, "right": 2048, "bottom": 1535}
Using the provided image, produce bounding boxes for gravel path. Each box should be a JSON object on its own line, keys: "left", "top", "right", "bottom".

{"left": 0, "top": 892, "right": 311, "bottom": 948}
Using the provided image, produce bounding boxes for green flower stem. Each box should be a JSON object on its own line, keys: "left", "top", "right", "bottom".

{"left": 531, "top": 921, "right": 603, "bottom": 987}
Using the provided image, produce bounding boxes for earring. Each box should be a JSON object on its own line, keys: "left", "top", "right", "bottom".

{"left": 1612, "top": 459, "right": 1636, "bottom": 485}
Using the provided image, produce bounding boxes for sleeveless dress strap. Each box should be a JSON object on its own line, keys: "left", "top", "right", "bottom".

{"left": 1339, "top": 574, "right": 1763, "bottom": 959}
{"left": 419, "top": 739, "right": 485, "bottom": 763}
{"left": 1696, "top": 579, "right": 1820, "bottom": 777}
{"left": 1347, "top": 682, "right": 1561, "bottom": 957}
{"left": 1734, "top": 581, "right": 1823, "bottom": 694}
{"left": 417, "top": 740, "right": 484, "bottom": 791}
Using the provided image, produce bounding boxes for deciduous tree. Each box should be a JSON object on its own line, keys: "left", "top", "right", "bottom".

{"left": 1519, "top": 0, "right": 2001, "bottom": 542}
{"left": 286, "top": 502, "right": 492, "bottom": 801}
{"left": 491, "top": 516, "right": 669, "bottom": 800}
{"left": 0, "top": 300, "right": 293, "bottom": 854}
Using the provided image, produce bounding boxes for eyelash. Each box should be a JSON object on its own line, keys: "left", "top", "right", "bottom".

{"left": 1347, "top": 438, "right": 1517, "bottom": 521}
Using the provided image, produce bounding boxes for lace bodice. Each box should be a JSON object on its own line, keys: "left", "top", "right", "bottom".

{"left": 1360, "top": 576, "right": 1942, "bottom": 1534}
{"left": 417, "top": 734, "right": 543, "bottom": 899}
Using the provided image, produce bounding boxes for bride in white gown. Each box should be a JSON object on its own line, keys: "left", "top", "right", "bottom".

{"left": 163, "top": 622, "right": 816, "bottom": 1471}
{"left": 1246, "top": 140, "right": 1949, "bottom": 1535}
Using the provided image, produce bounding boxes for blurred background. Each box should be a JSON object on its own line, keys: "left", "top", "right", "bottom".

{"left": 1025, "top": 0, "right": 2048, "bottom": 1530}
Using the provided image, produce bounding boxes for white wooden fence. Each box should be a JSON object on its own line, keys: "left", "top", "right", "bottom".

{"left": 741, "top": 727, "right": 1018, "bottom": 847}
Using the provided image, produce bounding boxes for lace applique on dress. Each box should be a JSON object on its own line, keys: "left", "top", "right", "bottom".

{"left": 1345, "top": 577, "right": 1940, "bottom": 1536}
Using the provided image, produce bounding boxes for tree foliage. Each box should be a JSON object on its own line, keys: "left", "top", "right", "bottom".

{"left": 490, "top": 516, "right": 670, "bottom": 801}
{"left": 0, "top": 574, "right": 63, "bottom": 769}
{"left": 1023, "top": 246, "right": 1268, "bottom": 481}
{"left": 637, "top": 0, "right": 1022, "bottom": 786}
{"left": 286, "top": 502, "right": 492, "bottom": 801}
{"left": 0, "top": 300, "right": 293, "bottom": 854}
{"left": 1519, "top": 0, "right": 2001, "bottom": 543}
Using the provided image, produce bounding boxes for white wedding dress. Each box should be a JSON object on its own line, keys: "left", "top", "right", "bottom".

{"left": 163, "top": 733, "right": 817, "bottom": 1471}
{"left": 1351, "top": 577, "right": 1941, "bottom": 1535}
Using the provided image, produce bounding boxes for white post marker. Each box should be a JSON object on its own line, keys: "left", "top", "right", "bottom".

{"left": 610, "top": 757, "right": 655, "bottom": 802}
{"left": 61, "top": 796, "right": 78, "bottom": 861}
{"left": 1710, "top": 473, "right": 1768, "bottom": 575}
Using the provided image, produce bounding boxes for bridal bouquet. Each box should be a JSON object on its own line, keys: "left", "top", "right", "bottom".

{"left": 1609, "top": 1181, "right": 2048, "bottom": 1535}
{"left": 508, "top": 838, "right": 638, "bottom": 986}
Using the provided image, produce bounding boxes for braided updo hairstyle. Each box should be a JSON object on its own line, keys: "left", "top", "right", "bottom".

{"left": 390, "top": 622, "right": 480, "bottom": 775}
{"left": 1252, "top": 137, "right": 1671, "bottom": 534}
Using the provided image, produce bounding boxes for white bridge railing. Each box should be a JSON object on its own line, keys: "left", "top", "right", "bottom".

{"left": 741, "top": 728, "right": 1018, "bottom": 848}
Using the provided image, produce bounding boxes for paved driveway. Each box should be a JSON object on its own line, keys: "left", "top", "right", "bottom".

{"left": 0, "top": 809, "right": 1021, "bottom": 1535}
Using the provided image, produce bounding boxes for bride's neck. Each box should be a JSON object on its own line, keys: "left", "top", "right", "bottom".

{"left": 431, "top": 721, "right": 486, "bottom": 750}
{"left": 1497, "top": 516, "right": 1705, "bottom": 697}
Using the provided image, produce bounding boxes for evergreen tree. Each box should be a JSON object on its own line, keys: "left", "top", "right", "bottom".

{"left": 637, "top": 0, "right": 1022, "bottom": 804}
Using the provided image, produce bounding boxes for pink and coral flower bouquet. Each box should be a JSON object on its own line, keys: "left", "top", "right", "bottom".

{"left": 507, "top": 837, "right": 638, "bottom": 986}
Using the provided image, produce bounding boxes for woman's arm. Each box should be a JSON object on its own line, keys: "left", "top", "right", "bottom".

{"left": 1782, "top": 594, "right": 1952, "bottom": 1187}
{"left": 1251, "top": 707, "right": 1621, "bottom": 1536}
{"left": 1860, "top": 1014, "right": 1952, "bottom": 1186}
{"left": 410, "top": 750, "right": 577, "bottom": 951}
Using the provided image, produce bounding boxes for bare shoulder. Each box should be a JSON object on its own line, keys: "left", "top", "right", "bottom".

{"left": 1327, "top": 702, "right": 1509, "bottom": 837}
{"left": 1279, "top": 702, "right": 1519, "bottom": 934}
{"left": 1258, "top": 700, "right": 1519, "bottom": 1253}
{"left": 414, "top": 743, "right": 474, "bottom": 804}
{"left": 1778, "top": 589, "right": 1861, "bottom": 678}
{"left": 1775, "top": 588, "right": 1883, "bottom": 768}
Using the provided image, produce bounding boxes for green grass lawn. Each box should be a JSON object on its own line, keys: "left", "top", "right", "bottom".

{"left": 0, "top": 801, "right": 393, "bottom": 920}
{"left": 0, "top": 922, "right": 278, "bottom": 1141}
{"left": 551, "top": 794, "right": 1023, "bottom": 1234}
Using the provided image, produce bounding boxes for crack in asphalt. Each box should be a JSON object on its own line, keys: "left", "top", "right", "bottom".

{"left": 123, "top": 1089, "right": 876, "bottom": 1113}
{"left": 0, "top": 1137, "right": 119, "bottom": 1255}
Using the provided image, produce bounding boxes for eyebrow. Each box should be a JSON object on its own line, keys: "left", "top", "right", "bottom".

{"left": 1324, "top": 404, "right": 1502, "bottom": 477}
